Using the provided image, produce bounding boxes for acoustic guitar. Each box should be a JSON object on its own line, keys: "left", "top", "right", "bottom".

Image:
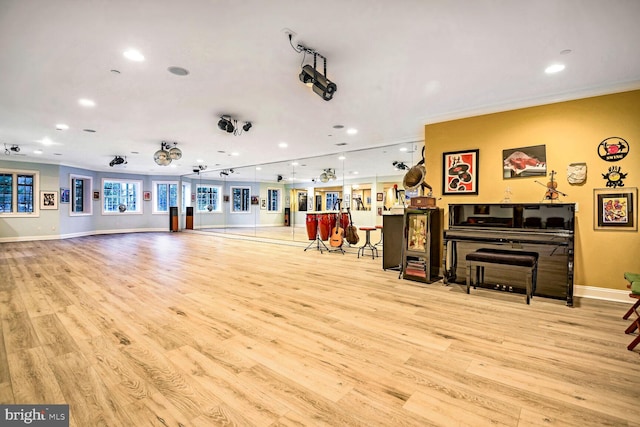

{"left": 329, "top": 211, "right": 344, "bottom": 247}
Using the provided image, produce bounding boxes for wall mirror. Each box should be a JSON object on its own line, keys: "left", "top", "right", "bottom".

{"left": 180, "top": 141, "right": 423, "bottom": 242}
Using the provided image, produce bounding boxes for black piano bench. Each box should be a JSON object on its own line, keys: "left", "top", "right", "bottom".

{"left": 466, "top": 248, "right": 539, "bottom": 304}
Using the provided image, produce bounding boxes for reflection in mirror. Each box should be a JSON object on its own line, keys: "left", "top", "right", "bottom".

{"left": 181, "top": 141, "right": 422, "bottom": 242}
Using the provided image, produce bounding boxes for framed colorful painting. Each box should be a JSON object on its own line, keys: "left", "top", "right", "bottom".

{"left": 442, "top": 149, "right": 479, "bottom": 195}
{"left": 594, "top": 187, "right": 637, "bottom": 231}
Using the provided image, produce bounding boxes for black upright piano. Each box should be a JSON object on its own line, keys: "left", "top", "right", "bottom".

{"left": 442, "top": 203, "right": 575, "bottom": 306}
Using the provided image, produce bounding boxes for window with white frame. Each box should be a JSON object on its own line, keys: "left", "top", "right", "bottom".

{"left": 181, "top": 182, "right": 191, "bottom": 213}
{"left": 102, "top": 178, "right": 142, "bottom": 214}
{"left": 196, "top": 185, "right": 221, "bottom": 212}
{"left": 0, "top": 168, "right": 39, "bottom": 216}
{"left": 152, "top": 181, "right": 178, "bottom": 214}
{"left": 231, "top": 186, "right": 251, "bottom": 213}
{"left": 326, "top": 192, "right": 340, "bottom": 211}
{"left": 70, "top": 174, "right": 93, "bottom": 216}
{"left": 267, "top": 188, "right": 280, "bottom": 212}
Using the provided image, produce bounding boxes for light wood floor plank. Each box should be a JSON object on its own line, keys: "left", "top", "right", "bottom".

{"left": 1, "top": 232, "right": 639, "bottom": 426}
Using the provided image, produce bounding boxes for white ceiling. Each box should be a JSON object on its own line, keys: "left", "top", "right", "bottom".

{"left": 1, "top": 0, "right": 639, "bottom": 181}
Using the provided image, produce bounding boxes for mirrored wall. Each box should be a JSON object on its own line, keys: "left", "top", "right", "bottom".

{"left": 179, "top": 141, "right": 423, "bottom": 242}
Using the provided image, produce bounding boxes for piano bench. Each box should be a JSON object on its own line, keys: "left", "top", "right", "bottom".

{"left": 466, "top": 248, "right": 539, "bottom": 304}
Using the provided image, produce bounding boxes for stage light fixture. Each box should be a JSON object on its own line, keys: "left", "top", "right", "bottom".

{"left": 292, "top": 41, "right": 337, "bottom": 101}
{"left": 154, "top": 141, "right": 182, "bottom": 166}
{"left": 217, "top": 116, "right": 252, "bottom": 136}
{"left": 109, "top": 155, "right": 127, "bottom": 167}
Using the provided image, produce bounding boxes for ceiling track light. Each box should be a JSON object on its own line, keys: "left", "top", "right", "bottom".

{"left": 109, "top": 155, "right": 127, "bottom": 167}
{"left": 154, "top": 141, "right": 182, "bottom": 166}
{"left": 219, "top": 168, "right": 235, "bottom": 177}
{"left": 393, "top": 161, "right": 409, "bottom": 170}
{"left": 292, "top": 39, "right": 337, "bottom": 101}
{"left": 218, "top": 115, "right": 252, "bottom": 136}
{"left": 4, "top": 144, "right": 21, "bottom": 155}
{"left": 319, "top": 168, "right": 336, "bottom": 183}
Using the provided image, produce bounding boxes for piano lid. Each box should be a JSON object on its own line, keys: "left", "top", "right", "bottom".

{"left": 448, "top": 203, "right": 575, "bottom": 232}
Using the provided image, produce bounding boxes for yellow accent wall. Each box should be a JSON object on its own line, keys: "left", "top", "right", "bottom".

{"left": 425, "top": 89, "right": 640, "bottom": 290}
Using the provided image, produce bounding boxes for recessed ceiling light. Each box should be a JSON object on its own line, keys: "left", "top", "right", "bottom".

{"left": 338, "top": 155, "right": 346, "bottom": 160}
{"left": 346, "top": 128, "right": 358, "bottom": 135}
{"left": 256, "top": 167, "right": 262, "bottom": 170}
{"left": 41, "top": 137, "right": 53, "bottom": 146}
{"left": 196, "top": 159, "right": 204, "bottom": 163}
{"left": 168, "top": 66, "right": 189, "bottom": 76}
{"left": 33, "top": 149, "right": 43, "bottom": 154}
{"left": 55, "top": 123, "right": 69, "bottom": 130}
{"left": 231, "top": 152, "right": 239, "bottom": 156}
{"left": 278, "top": 142, "right": 288, "bottom": 148}
{"left": 78, "top": 98, "right": 95, "bottom": 107}
{"left": 399, "top": 147, "right": 408, "bottom": 152}
{"left": 170, "top": 164, "right": 177, "bottom": 168}
{"left": 545, "top": 64, "right": 565, "bottom": 74}
{"left": 291, "top": 162, "right": 299, "bottom": 166}
{"left": 123, "top": 49, "right": 145, "bottom": 62}
{"left": 352, "top": 171, "right": 359, "bottom": 175}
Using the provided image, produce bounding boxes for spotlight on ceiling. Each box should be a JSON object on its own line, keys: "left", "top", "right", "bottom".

{"left": 109, "top": 155, "right": 127, "bottom": 167}
{"left": 319, "top": 168, "right": 336, "bottom": 183}
{"left": 393, "top": 161, "right": 409, "bottom": 170}
{"left": 192, "top": 164, "right": 207, "bottom": 174}
{"left": 4, "top": 144, "right": 21, "bottom": 156}
{"left": 292, "top": 41, "right": 337, "bottom": 101}
{"left": 218, "top": 116, "right": 252, "bottom": 136}
{"left": 154, "top": 141, "right": 182, "bottom": 166}
{"left": 277, "top": 175, "right": 283, "bottom": 182}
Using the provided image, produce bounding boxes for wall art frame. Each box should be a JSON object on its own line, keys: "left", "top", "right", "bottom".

{"left": 593, "top": 187, "right": 637, "bottom": 231}
{"left": 442, "top": 149, "right": 479, "bottom": 195}
{"left": 503, "top": 144, "right": 547, "bottom": 178}
{"left": 60, "top": 188, "right": 70, "bottom": 204}
{"left": 40, "top": 191, "right": 58, "bottom": 210}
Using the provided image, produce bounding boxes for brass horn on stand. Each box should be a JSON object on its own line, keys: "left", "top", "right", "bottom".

{"left": 403, "top": 146, "right": 436, "bottom": 208}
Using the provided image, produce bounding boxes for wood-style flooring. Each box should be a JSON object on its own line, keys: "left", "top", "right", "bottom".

{"left": 0, "top": 232, "right": 638, "bottom": 426}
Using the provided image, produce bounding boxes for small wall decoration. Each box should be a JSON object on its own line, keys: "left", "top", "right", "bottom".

{"left": 442, "top": 149, "right": 479, "bottom": 195}
{"left": 143, "top": 191, "right": 151, "bottom": 201}
{"left": 567, "top": 162, "right": 587, "bottom": 185}
{"left": 376, "top": 192, "right": 384, "bottom": 202}
{"left": 93, "top": 191, "right": 100, "bottom": 200}
{"left": 40, "top": 191, "right": 58, "bottom": 210}
{"left": 594, "top": 187, "right": 637, "bottom": 231}
{"left": 597, "top": 136, "right": 629, "bottom": 162}
{"left": 503, "top": 144, "right": 546, "bottom": 178}
{"left": 60, "top": 188, "right": 70, "bottom": 204}
{"left": 251, "top": 196, "right": 259, "bottom": 205}
{"left": 223, "top": 195, "right": 230, "bottom": 202}
{"left": 260, "top": 198, "right": 266, "bottom": 209}
{"left": 602, "top": 166, "right": 627, "bottom": 188}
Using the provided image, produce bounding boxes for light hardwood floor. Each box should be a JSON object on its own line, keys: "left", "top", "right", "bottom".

{"left": 0, "top": 232, "right": 638, "bottom": 426}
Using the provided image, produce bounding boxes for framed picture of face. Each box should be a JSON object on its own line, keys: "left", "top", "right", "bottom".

{"left": 442, "top": 149, "right": 479, "bottom": 195}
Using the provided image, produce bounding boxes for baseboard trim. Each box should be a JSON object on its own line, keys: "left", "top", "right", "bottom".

{"left": 574, "top": 284, "right": 631, "bottom": 304}
{"left": 0, "top": 228, "right": 167, "bottom": 243}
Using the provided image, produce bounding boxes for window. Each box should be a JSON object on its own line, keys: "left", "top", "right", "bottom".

{"left": 231, "top": 186, "right": 251, "bottom": 213}
{"left": 182, "top": 182, "right": 191, "bottom": 213}
{"left": 70, "top": 174, "right": 93, "bottom": 216}
{"left": 153, "top": 181, "right": 178, "bottom": 214}
{"left": 0, "top": 168, "right": 39, "bottom": 216}
{"left": 326, "top": 192, "right": 340, "bottom": 211}
{"left": 102, "top": 178, "right": 142, "bottom": 214}
{"left": 196, "top": 185, "right": 221, "bottom": 212}
{"left": 267, "top": 188, "right": 280, "bottom": 212}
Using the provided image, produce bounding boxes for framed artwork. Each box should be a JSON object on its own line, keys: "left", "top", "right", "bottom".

{"left": 376, "top": 192, "right": 384, "bottom": 202}
{"left": 40, "top": 191, "right": 58, "bottom": 210}
{"left": 93, "top": 191, "right": 100, "bottom": 200}
{"left": 298, "top": 191, "right": 307, "bottom": 211}
{"left": 223, "top": 195, "right": 230, "bottom": 202}
{"left": 60, "top": 188, "right": 70, "bottom": 204}
{"left": 442, "top": 149, "right": 479, "bottom": 195}
{"left": 594, "top": 187, "right": 637, "bottom": 231}
{"left": 143, "top": 191, "right": 151, "bottom": 201}
{"left": 260, "top": 198, "right": 267, "bottom": 209}
{"left": 503, "top": 144, "right": 546, "bottom": 178}
{"left": 251, "top": 196, "right": 259, "bottom": 205}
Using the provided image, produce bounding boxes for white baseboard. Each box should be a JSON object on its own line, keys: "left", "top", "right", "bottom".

{"left": 0, "top": 228, "right": 167, "bottom": 243}
{"left": 574, "top": 285, "right": 632, "bottom": 304}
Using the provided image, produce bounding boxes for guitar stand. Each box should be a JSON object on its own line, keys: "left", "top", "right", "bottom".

{"left": 328, "top": 245, "right": 345, "bottom": 255}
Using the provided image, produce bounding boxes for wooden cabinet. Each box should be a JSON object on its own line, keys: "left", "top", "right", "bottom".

{"left": 382, "top": 214, "right": 403, "bottom": 270}
{"left": 401, "top": 208, "right": 442, "bottom": 283}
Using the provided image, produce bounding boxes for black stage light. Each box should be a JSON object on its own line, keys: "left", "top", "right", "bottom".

{"left": 299, "top": 65, "right": 315, "bottom": 85}
{"left": 218, "top": 117, "right": 234, "bottom": 133}
{"left": 109, "top": 156, "right": 126, "bottom": 167}
{"left": 242, "top": 122, "right": 252, "bottom": 132}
